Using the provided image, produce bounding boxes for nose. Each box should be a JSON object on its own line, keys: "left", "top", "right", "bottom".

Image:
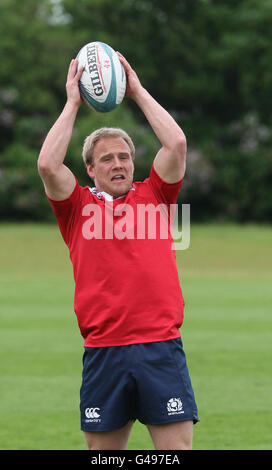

{"left": 112, "top": 156, "right": 123, "bottom": 169}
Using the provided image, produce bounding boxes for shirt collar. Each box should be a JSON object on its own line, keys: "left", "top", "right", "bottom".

{"left": 89, "top": 186, "right": 135, "bottom": 201}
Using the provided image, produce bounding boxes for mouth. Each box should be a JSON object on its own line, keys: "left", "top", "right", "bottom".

{"left": 111, "top": 174, "right": 126, "bottom": 182}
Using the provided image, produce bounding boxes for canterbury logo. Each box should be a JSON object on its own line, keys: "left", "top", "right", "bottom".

{"left": 85, "top": 407, "right": 100, "bottom": 419}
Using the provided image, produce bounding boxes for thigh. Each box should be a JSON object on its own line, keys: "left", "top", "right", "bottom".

{"left": 147, "top": 420, "right": 193, "bottom": 450}
{"left": 135, "top": 339, "right": 199, "bottom": 426}
{"left": 80, "top": 347, "right": 137, "bottom": 432}
{"left": 83, "top": 420, "right": 134, "bottom": 450}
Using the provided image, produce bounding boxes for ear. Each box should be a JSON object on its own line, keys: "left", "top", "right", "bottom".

{"left": 86, "top": 163, "right": 95, "bottom": 180}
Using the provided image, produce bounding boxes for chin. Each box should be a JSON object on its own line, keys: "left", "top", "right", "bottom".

{"left": 109, "top": 182, "right": 132, "bottom": 197}
{"left": 111, "top": 188, "right": 128, "bottom": 197}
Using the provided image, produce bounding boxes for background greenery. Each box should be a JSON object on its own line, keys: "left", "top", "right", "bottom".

{"left": 1, "top": 0, "right": 272, "bottom": 222}
{"left": 0, "top": 223, "right": 271, "bottom": 449}
{"left": 1, "top": 0, "right": 271, "bottom": 452}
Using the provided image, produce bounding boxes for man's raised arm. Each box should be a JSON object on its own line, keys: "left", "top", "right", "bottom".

{"left": 38, "top": 59, "right": 84, "bottom": 201}
{"left": 117, "top": 52, "right": 186, "bottom": 183}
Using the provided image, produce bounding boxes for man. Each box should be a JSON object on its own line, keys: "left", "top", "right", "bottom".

{"left": 38, "top": 52, "right": 198, "bottom": 450}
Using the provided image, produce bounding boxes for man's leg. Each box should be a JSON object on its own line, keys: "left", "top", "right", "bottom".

{"left": 83, "top": 420, "right": 134, "bottom": 450}
{"left": 147, "top": 420, "right": 193, "bottom": 450}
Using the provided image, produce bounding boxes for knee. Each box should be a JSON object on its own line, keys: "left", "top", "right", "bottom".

{"left": 84, "top": 437, "right": 109, "bottom": 450}
{"left": 156, "top": 440, "right": 192, "bottom": 450}
{"left": 85, "top": 440, "right": 96, "bottom": 450}
{"left": 83, "top": 434, "right": 101, "bottom": 450}
{"left": 174, "top": 434, "right": 193, "bottom": 450}
{"left": 148, "top": 420, "right": 193, "bottom": 450}
{"left": 180, "top": 439, "right": 192, "bottom": 451}
{"left": 86, "top": 441, "right": 107, "bottom": 450}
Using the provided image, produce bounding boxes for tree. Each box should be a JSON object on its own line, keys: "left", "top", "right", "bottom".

{"left": 1, "top": 0, "right": 272, "bottom": 221}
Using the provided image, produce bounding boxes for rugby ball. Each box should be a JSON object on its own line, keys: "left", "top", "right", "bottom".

{"left": 77, "top": 41, "right": 126, "bottom": 113}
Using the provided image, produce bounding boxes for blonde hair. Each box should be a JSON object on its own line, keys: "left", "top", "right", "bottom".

{"left": 82, "top": 127, "right": 135, "bottom": 166}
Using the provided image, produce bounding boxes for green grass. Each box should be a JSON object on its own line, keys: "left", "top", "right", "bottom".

{"left": 0, "top": 222, "right": 272, "bottom": 449}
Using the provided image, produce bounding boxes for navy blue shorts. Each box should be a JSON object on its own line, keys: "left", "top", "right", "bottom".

{"left": 80, "top": 338, "right": 199, "bottom": 432}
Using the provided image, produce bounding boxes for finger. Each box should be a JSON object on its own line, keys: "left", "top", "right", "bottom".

{"left": 67, "top": 58, "right": 78, "bottom": 79}
{"left": 117, "top": 52, "right": 131, "bottom": 72}
{"left": 116, "top": 51, "right": 125, "bottom": 61}
{"left": 72, "top": 58, "right": 80, "bottom": 70}
{"left": 76, "top": 65, "right": 85, "bottom": 80}
{"left": 72, "top": 58, "right": 79, "bottom": 72}
{"left": 67, "top": 59, "right": 74, "bottom": 77}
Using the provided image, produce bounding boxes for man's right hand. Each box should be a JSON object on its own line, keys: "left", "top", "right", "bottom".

{"left": 66, "top": 58, "right": 84, "bottom": 108}
{"left": 37, "top": 59, "right": 85, "bottom": 201}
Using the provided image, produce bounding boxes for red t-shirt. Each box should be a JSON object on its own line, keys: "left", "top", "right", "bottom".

{"left": 47, "top": 165, "right": 185, "bottom": 347}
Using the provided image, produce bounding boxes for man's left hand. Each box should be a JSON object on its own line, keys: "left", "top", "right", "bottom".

{"left": 116, "top": 51, "right": 143, "bottom": 100}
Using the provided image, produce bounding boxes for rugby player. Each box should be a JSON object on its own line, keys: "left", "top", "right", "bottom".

{"left": 38, "top": 53, "right": 198, "bottom": 450}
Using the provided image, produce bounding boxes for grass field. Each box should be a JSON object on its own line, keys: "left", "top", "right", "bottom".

{"left": 0, "top": 222, "right": 272, "bottom": 450}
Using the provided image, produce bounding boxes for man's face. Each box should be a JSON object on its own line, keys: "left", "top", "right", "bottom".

{"left": 87, "top": 137, "right": 135, "bottom": 197}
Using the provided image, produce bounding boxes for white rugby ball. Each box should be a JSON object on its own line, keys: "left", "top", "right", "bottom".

{"left": 77, "top": 41, "right": 126, "bottom": 113}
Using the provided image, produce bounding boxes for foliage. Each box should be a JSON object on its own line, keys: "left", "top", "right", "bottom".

{"left": 1, "top": 0, "right": 272, "bottom": 221}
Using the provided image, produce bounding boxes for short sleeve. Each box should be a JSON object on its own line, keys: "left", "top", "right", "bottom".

{"left": 46, "top": 178, "right": 82, "bottom": 246}
{"left": 148, "top": 164, "right": 183, "bottom": 206}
